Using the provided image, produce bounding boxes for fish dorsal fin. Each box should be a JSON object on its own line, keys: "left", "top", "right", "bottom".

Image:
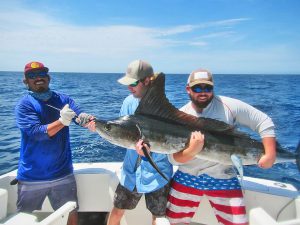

{"left": 135, "top": 73, "right": 233, "bottom": 133}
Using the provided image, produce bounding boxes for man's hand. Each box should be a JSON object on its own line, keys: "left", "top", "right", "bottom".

{"left": 76, "top": 113, "right": 94, "bottom": 127}
{"left": 135, "top": 139, "right": 150, "bottom": 156}
{"left": 258, "top": 154, "right": 276, "bottom": 168}
{"left": 187, "top": 131, "right": 205, "bottom": 156}
{"left": 59, "top": 104, "right": 76, "bottom": 126}
{"left": 258, "top": 137, "right": 276, "bottom": 168}
{"left": 86, "top": 120, "right": 96, "bottom": 132}
{"left": 173, "top": 131, "right": 205, "bottom": 163}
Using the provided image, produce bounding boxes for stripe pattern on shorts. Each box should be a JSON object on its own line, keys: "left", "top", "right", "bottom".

{"left": 166, "top": 171, "right": 248, "bottom": 225}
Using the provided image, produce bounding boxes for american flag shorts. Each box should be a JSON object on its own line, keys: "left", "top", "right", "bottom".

{"left": 166, "top": 170, "right": 248, "bottom": 225}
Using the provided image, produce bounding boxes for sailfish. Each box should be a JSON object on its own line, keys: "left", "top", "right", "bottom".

{"left": 94, "top": 73, "right": 300, "bottom": 179}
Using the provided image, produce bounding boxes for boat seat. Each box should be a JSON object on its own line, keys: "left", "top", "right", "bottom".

{"left": 1, "top": 212, "right": 38, "bottom": 225}
{"left": 249, "top": 206, "right": 300, "bottom": 225}
{"left": 0, "top": 189, "right": 8, "bottom": 220}
{"left": 0, "top": 201, "right": 76, "bottom": 225}
{"left": 37, "top": 201, "right": 76, "bottom": 225}
{"left": 156, "top": 217, "right": 170, "bottom": 225}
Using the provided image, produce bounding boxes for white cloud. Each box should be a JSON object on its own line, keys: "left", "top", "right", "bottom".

{"left": 0, "top": 3, "right": 298, "bottom": 74}
{"left": 155, "top": 25, "right": 198, "bottom": 36}
{"left": 0, "top": 11, "right": 169, "bottom": 71}
{"left": 207, "top": 18, "right": 251, "bottom": 26}
{"left": 0, "top": 10, "right": 248, "bottom": 56}
{"left": 189, "top": 41, "right": 208, "bottom": 47}
{"left": 198, "top": 31, "right": 236, "bottom": 39}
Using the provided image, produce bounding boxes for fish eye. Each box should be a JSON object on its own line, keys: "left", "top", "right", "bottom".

{"left": 104, "top": 124, "right": 111, "bottom": 131}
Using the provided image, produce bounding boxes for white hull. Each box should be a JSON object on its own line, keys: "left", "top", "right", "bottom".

{"left": 0, "top": 162, "right": 299, "bottom": 225}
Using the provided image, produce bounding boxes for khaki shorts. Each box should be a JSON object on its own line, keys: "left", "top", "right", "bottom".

{"left": 113, "top": 183, "right": 170, "bottom": 217}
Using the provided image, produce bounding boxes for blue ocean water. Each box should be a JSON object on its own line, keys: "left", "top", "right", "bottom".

{"left": 0, "top": 72, "right": 299, "bottom": 190}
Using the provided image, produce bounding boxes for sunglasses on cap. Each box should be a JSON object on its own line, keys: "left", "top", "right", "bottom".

{"left": 26, "top": 71, "right": 48, "bottom": 79}
{"left": 191, "top": 85, "right": 213, "bottom": 93}
{"left": 129, "top": 80, "right": 140, "bottom": 87}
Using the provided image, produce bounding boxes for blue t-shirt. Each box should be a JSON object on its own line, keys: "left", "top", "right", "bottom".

{"left": 119, "top": 95, "right": 173, "bottom": 193}
{"left": 15, "top": 91, "right": 82, "bottom": 181}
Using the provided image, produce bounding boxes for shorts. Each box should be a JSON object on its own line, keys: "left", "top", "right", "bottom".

{"left": 113, "top": 183, "right": 170, "bottom": 217}
{"left": 166, "top": 171, "right": 248, "bottom": 225}
{"left": 17, "top": 174, "right": 78, "bottom": 212}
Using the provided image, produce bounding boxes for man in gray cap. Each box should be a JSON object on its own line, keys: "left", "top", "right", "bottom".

{"left": 166, "top": 68, "right": 277, "bottom": 225}
{"left": 106, "top": 60, "right": 173, "bottom": 225}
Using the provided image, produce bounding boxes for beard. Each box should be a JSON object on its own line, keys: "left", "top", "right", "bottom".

{"left": 27, "top": 85, "right": 48, "bottom": 93}
{"left": 35, "top": 87, "right": 48, "bottom": 92}
{"left": 189, "top": 93, "right": 213, "bottom": 109}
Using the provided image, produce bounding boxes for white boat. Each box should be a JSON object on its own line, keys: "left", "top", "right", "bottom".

{"left": 0, "top": 162, "right": 299, "bottom": 225}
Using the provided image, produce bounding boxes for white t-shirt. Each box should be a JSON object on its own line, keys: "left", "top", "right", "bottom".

{"left": 168, "top": 95, "right": 275, "bottom": 179}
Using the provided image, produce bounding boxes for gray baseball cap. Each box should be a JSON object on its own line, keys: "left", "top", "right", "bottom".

{"left": 118, "top": 60, "right": 154, "bottom": 85}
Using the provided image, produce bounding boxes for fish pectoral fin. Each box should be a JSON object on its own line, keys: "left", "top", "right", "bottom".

{"left": 231, "top": 154, "right": 243, "bottom": 176}
{"left": 141, "top": 146, "right": 168, "bottom": 181}
{"left": 135, "top": 123, "right": 143, "bottom": 139}
{"left": 231, "top": 154, "right": 245, "bottom": 192}
{"left": 136, "top": 123, "right": 151, "bottom": 147}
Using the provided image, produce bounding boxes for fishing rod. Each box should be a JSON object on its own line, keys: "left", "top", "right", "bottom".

{"left": 45, "top": 104, "right": 79, "bottom": 119}
{"left": 45, "top": 104, "right": 62, "bottom": 112}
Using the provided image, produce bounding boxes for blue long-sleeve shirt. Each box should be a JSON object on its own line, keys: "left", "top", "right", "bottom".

{"left": 15, "top": 91, "right": 82, "bottom": 181}
{"left": 119, "top": 95, "right": 173, "bottom": 193}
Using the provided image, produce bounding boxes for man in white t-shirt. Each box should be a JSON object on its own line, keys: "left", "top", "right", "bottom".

{"left": 166, "top": 68, "right": 277, "bottom": 225}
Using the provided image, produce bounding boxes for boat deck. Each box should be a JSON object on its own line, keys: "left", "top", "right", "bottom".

{"left": 0, "top": 162, "right": 299, "bottom": 225}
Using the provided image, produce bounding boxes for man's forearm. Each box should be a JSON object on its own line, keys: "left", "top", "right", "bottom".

{"left": 47, "top": 120, "right": 65, "bottom": 137}
{"left": 262, "top": 137, "right": 276, "bottom": 157}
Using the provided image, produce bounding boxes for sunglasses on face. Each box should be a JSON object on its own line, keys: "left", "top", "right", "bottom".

{"left": 191, "top": 85, "right": 213, "bottom": 93}
{"left": 129, "top": 80, "right": 140, "bottom": 87}
{"left": 26, "top": 71, "right": 48, "bottom": 79}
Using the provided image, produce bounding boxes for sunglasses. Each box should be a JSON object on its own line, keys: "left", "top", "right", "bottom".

{"left": 26, "top": 71, "right": 48, "bottom": 79}
{"left": 129, "top": 80, "right": 140, "bottom": 87}
{"left": 191, "top": 85, "right": 213, "bottom": 93}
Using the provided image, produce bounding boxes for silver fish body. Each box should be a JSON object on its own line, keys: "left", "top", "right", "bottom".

{"left": 95, "top": 73, "right": 299, "bottom": 169}
{"left": 95, "top": 115, "right": 277, "bottom": 166}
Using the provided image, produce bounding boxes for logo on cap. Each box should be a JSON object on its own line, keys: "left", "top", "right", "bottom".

{"left": 30, "top": 62, "right": 41, "bottom": 69}
{"left": 193, "top": 71, "right": 209, "bottom": 79}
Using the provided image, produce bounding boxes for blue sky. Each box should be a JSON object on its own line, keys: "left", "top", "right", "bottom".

{"left": 0, "top": 0, "right": 299, "bottom": 74}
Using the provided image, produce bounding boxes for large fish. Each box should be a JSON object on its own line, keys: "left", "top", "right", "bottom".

{"left": 95, "top": 73, "right": 300, "bottom": 170}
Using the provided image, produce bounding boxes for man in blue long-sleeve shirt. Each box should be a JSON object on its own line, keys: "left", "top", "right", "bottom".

{"left": 15, "top": 61, "right": 93, "bottom": 225}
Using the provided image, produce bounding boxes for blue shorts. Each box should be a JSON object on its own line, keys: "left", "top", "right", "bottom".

{"left": 17, "top": 174, "right": 78, "bottom": 212}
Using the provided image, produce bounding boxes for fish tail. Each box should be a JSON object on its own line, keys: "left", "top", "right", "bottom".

{"left": 296, "top": 141, "right": 300, "bottom": 171}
